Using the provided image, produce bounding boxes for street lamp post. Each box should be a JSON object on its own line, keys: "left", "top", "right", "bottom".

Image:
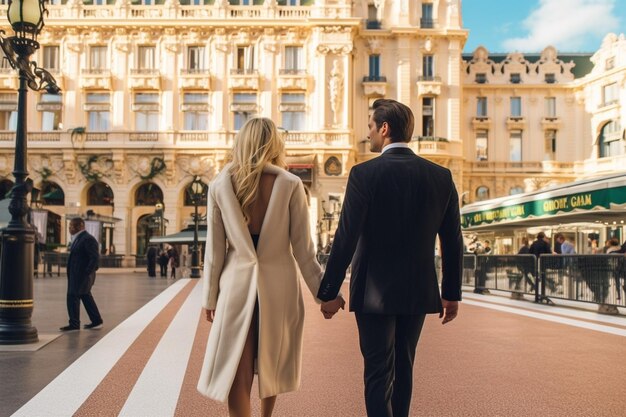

{"left": 154, "top": 202, "right": 165, "bottom": 237}
{"left": 188, "top": 177, "right": 204, "bottom": 279}
{"left": 0, "top": 0, "right": 60, "bottom": 345}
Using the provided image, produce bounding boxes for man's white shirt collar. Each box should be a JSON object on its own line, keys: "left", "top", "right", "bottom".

{"left": 382, "top": 142, "right": 410, "bottom": 154}
{"left": 70, "top": 229, "right": 86, "bottom": 245}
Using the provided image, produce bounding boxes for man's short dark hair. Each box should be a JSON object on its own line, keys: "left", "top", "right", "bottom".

{"left": 71, "top": 217, "right": 85, "bottom": 227}
{"left": 371, "top": 99, "right": 415, "bottom": 143}
{"left": 537, "top": 232, "right": 546, "bottom": 239}
{"left": 554, "top": 233, "right": 564, "bottom": 240}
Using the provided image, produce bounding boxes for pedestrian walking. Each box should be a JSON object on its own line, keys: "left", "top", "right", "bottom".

{"left": 197, "top": 117, "right": 343, "bottom": 417}
{"left": 317, "top": 98, "right": 463, "bottom": 417}
{"left": 60, "top": 217, "right": 103, "bottom": 331}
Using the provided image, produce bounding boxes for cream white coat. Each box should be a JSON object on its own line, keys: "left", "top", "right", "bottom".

{"left": 197, "top": 163, "right": 323, "bottom": 402}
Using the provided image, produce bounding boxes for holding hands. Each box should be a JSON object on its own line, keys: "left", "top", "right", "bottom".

{"left": 320, "top": 295, "right": 345, "bottom": 319}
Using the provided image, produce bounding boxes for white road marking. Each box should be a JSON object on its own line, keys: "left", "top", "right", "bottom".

{"left": 462, "top": 291, "right": 626, "bottom": 328}
{"left": 12, "top": 279, "right": 191, "bottom": 417}
{"left": 119, "top": 280, "right": 201, "bottom": 417}
{"left": 463, "top": 298, "right": 626, "bottom": 337}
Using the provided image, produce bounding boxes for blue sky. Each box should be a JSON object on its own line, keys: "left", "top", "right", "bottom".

{"left": 462, "top": 0, "right": 626, "bottom": 53}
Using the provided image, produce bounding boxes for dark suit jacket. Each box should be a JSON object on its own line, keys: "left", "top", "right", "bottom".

{"left": 529, "top": 239, "right": 552, "bottom": 257}
{"left": 67, "top": 231, "right": 99, "bottom": 295}
{"left": 317, "top": 147, "right": 463, "bottom": 314}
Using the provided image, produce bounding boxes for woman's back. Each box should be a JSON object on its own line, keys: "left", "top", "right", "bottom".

{"left": 246, "top": 173, "right": 277, "bottom": 236}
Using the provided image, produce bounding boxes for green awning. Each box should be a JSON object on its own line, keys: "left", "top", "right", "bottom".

{"left": 461, "top": 174, "right": 626, "bottom": 230}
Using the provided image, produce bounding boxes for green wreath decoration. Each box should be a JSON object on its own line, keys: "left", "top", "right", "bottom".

{"left": 79, "top": 155, "right": 112, "bottom": 182}
{"left": 139, "top": 157, "right": 166, "bottom": 180}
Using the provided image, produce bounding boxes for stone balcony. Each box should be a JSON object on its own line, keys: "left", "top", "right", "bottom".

{"left": 506, "top": 116, "right": 526, "bottom": 130}
{"left": 277, "top": 69, "right": 309, "bottom": 90}
{"left": 228, "top": 69, "right": 260, "bottom": 90}
{"left": 416, "top": 75, "right": 442, "bottom": 96}
{"left": 80, "top": 69, "right": 112, "bottom": 90}
{"left": 361, "top": 76, "right": 387, "bottom": 97}
{"left": 179, "top": 69, "right": 211, "bottom": 90}
{"left": 409, "top": 136, "right": 450, "bottom": 156}
{"left": 471, "top": 116, "right": 491, "bottom": 129}
{"left": 541, "top": 117, "right": 562, "bottom": 130}
{"left": 129, "top": 69, "right": 161, "bottom": 90}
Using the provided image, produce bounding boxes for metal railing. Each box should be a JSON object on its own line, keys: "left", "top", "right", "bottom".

{"left": 362, "top": 75, "right": 387, "bottom": 82}
{"left": 539, "top": 255, "right": 625, "bottom": 306}
{"left": 463, "top": 254, "right": 626, "bottom": 309}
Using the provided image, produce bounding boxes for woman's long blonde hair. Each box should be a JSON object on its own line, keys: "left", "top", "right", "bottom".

{"left": 229, "top": 117, "right": 286, "bottom": 222}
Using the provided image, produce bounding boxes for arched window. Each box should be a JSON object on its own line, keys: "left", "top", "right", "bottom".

{"left": 135, "top": 182, "right": 164, "bottom": 206}
{"left": 41, "top": 181, "right": 65, "bottom": 206}
{"left": 476, "top": 186, "right": 490, "bottom": 201}
{"left": 183, "top": 181, "right": 208, "bottom": 206}
{"left": 509, "top": 186, "right": 524, "bottom": 195}
{"left": 598, "top": 120, "right": 623, "bottom": 158}
{"left": 136, "top": 213, "right": 156, "bottom": 257}
{"left": 0, "top": 179, "right": 13, "bottom": 200}
{"left": 87, "top": 182, "right": 114, "bottom": 205}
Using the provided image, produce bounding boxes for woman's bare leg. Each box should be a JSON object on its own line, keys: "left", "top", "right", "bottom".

{"left": 261, "top": 395, "right": 277, "bottom": 417}
{"left": 227, "top": 325, "right": 255, "bottom": 417}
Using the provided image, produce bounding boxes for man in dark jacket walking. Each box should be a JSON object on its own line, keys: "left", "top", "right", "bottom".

{"left": 317, "top": 99, "right": 463, "bottom": 417}
{"left": 60, "top": 218, "right": 103, "bottom": 331}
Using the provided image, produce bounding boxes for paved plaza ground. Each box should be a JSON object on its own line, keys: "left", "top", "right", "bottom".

{"left": 2, "top": 270, "right": 626, "bottom": 417}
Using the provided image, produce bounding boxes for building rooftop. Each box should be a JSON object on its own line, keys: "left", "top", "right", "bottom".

{"left": 462, "top": 52, "right": 594, "bottom": 79}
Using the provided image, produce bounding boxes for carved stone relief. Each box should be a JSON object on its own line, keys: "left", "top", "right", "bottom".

{"left": 177, "top": 156, "right": 217, "bottom": 180}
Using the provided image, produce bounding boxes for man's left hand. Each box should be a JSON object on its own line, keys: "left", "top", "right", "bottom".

{"left": 440, "top": 299, "right": 459, "bottom": 324}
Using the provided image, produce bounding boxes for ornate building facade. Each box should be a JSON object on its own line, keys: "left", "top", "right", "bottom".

{"left": 0, "top": 0, "right": 622, "bottom": 262}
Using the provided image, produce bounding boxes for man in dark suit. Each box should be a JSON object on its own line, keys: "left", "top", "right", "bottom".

{"left": 146, "top": 244, "right": 157, "bottom": 278}
{"left": 60, "top": 217, "right": 103, "bottom": 331}
{"left": 318, "top": 99, "right": 463, "bottom": 417}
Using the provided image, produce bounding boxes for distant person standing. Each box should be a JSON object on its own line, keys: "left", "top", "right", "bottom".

{"left": 517, "top": 237, "right": 530, "bottom": 254}
{"left": 168, "top": 246, "right": 179, "bottom": 279}
{"left": 529, "top": 232, "right": 552, "bottom": 257}
{"left": 158, "top": 247, "right": 169, "bottom": 277}
{"left": 146, "top": 245, "right": 157, "bottom": 278}
{"left": 483, "top": 240, "right": 492, "bottom": 254}
{"left": 60, "top": 218, "right": 103, "bottom": 331}
{"left": 556, "top": 234, "right": 576, "bottom": 254}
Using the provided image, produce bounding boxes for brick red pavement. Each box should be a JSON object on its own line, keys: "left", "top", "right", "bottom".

{"left": 9, "top": 279, "right": 626, "bottom": 417}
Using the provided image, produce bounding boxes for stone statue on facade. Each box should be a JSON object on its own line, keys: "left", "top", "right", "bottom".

{"left": 329, "top": 59, "right": 343, "bottom": 127}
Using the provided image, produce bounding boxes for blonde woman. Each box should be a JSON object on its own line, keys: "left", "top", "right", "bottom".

{"left": 197, "top": 117, "right": 344, "bottom": 417}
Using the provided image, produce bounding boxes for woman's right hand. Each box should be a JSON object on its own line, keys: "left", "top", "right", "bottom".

{"left": 205, "top": 308, "right": 216, "bottom": 322}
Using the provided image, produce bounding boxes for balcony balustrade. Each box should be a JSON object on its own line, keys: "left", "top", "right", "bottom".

{"left": 80, "top": 69, "right": 112, "bottom": 90}
{"left": 228, "top": 69, "right": 260, "bottom": 90}
{"left": 0, "top": 131, "right": 351, "bottom": 149}
{"left": 416, "top": 75, "right": 442, "bottom": 96}
{"left": 41, "top": 4, "right": 323, "bottom": 20}
{"left": 362, "top": 76, "right": 387, "bottom": 96}
{"left": 278, "top": 69, "right": 308, "bottom": 90}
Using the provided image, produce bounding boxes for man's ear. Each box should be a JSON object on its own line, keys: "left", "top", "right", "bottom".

{"left": 380, "top": 121, "right": 389, "bottom": 138}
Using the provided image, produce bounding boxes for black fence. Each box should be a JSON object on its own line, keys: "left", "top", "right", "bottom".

{"left": 463, "top": 254, "right": 626, "bottom": 308}
{"left": 39, "top": 252, "right": 124, "bottom": 277}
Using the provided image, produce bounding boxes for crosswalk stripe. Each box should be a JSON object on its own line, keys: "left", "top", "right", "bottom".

{"left": 120, "top": 281, "right": 202, "bottom": 417}
{"left": 11, "top": 279, "right": 192, "bottom": 417}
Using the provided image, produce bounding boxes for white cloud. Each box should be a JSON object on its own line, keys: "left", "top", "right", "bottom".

{"left": 501, "top": 0, "right": 619, "bottom": 52}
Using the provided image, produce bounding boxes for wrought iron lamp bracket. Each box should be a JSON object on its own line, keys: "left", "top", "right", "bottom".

{"left": 0, "top": 30, "right": 59, "bottom": 94}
